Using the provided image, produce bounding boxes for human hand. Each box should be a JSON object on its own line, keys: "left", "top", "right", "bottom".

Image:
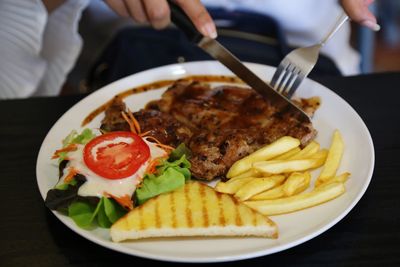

{"left": 340, "top": 0, "right": 380, "bottom": 31}
{"left": 104, "top": 0, "right": 217, "bottom": 38}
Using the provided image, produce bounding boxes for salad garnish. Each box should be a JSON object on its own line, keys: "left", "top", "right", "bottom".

{"left": 45, "top": 129, "right": 192, "bottom": 229}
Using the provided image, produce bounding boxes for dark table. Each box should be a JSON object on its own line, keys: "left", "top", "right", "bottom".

{"left": 1, "top": 73, "right": 400, "bottom": 267}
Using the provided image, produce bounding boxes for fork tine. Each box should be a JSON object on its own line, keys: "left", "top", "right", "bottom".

{"left": 281, "top": 70, "right": 299, "bottom": 96}
{"left": 270, "top": 61, "right": 287, "bottom": 88}
{"left": 287, "top": 72, "right": 305, "bottom": 98}
{"left": 276, "top": 63, "right": 294, "bottom": 94}
{"left": 283, "top": 67, "right": 303, "bottom": 95}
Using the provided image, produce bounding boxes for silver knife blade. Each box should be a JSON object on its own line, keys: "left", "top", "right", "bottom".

{"left": 198, "top": 37, "right": 311, "bottom": 123}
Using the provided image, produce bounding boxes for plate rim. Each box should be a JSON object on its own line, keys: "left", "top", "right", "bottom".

{"left": 36, "top": 60, "right": 375, "bottom": 263}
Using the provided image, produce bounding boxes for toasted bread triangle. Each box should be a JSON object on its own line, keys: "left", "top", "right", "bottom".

{"left": 110, "top": 181, "right": 278, "bottom": 242}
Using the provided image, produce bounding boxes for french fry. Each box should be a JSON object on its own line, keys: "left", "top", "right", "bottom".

{"left": 226, "top": 136, "right": 300, "bottom": 178}
{"left": 253, "top": 172, "right": 311, "bottom": 200}
{"left": 215, "top": 177, "right": 254, "bottom": 194}
{"left": 317, "top": 130, "right": 344, "bottom": 184}
{"left": 234, "top": 175, "right": 286, "bottom": 201}
{"left": 227, "top": 168, "right": 262, "bottom": 180}
{"left": 251, "top": 185, "right": 285, "bottom": 200}
{"left": 224, "top": 129, "right": 349, "bottom": 216}
{"left": 244, "top": 182, "right": 346, "bottom": 216}
{"left": 309, "top": 149, "right": 328, "bottom": 168}
{"left": 253, "top": 157, "right": 323, "bottom": 175}
{"left": 273, "top": 147, "right": 301, "bottom": 160}
{"left": 283, "top": 172, "right": 311, "bottom": 196}
{"left": 316, "top": 172, "right": 350, "bottom": 187}
{"left": 288, "top": 141, "right": 320, "bottom": 160}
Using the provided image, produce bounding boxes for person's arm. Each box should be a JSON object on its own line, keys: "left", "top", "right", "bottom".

{"left": 104, "top": 0, "right": 217, "bottom": 38}
{"left": 0, "top": 0, "right": 90, "bottom": 99}
{"left": 341, "top": 0, "right": 380, "bottom": 31}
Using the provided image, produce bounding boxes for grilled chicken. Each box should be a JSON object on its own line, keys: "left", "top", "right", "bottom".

{"left": 101, "top": 80, "right": 318, "bottom": 181}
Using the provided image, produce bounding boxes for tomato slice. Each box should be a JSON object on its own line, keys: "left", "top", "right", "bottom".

{"left": 83, "top": 131, "right": 150, "bottom": 179}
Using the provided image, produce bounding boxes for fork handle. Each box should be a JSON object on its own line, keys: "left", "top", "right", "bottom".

{"left": 320, "top": 12, "right": 349, "bottom": 46}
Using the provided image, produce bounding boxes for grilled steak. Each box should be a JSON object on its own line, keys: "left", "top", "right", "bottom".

{"left": 101, "top": 80, "right": 318, "bottom": 181}
{"left": 101, "top": 97, "right": 193, "bottom": 147}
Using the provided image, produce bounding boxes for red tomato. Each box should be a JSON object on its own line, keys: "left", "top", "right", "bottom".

{"left": 83, "top": 131, "right": 150, "bottom": 179}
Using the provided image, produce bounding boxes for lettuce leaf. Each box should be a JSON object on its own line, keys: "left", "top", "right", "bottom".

{"left": 156, "top": 154, "right": 191, "bottom": 180}
{"left": 55, "top": 178, "right": 78, "bottom": 190}
{"left": 135, "top": 152, "right": 191, "bottom": 205}
{"left": 63, "top": 128, "right": 96, "bottom": 147}
{"left": 68, "top": 201, "right": 97, "bottom": 229}
{"left": 168, "top": 143, "right": 191, "bottom": 161}
{"left": 103, "top": 197, "right": 127, "bottom": 224}
{"left": 135, "top": 168, "right": 186, "bottom": 205}
{"left": 45, "top": 175, "right": 87, "bottom": 212}
{"left": 58, "top": 129, "right": 96, "bottom": 162}
{"left": 68, "top": 197, "right": 127, "bottom": 229}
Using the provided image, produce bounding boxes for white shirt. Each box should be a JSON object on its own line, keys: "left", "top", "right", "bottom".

{"left": 0, "top": 0, "right": 89, "bottom": 99}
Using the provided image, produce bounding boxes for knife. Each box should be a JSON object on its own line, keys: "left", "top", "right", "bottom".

{"left": 167, "top": 1, "right": 310, "bottom": 123}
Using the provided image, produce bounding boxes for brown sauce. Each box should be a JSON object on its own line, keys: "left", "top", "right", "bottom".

{"left": 81, "top": 75, "right": 243, "bottom": 126}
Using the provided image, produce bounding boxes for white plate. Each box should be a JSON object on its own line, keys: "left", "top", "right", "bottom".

{"left": 36, "top": 61, "right": 374, "bottom": 263}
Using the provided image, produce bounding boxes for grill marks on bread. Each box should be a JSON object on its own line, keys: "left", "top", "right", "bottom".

{"left": 110, "top": 182, "right": 278, "bottom": 241}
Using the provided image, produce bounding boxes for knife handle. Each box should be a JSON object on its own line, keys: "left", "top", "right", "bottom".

{"left": 167, "top": 0, "right": 203, "bottom": 43}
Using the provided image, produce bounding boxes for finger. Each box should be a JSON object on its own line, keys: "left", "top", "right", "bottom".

{"left": 340, "top": 0, "right": 380, "bottom": 31}
{"left": 141, "top": 0, "right": 170, "bottom": 29}
{"left": 123, "top": 0, "right": 149, "bottom": 23}
{"left": 174, "top": 0, "right": 217, "bottom": 38}
{"left": 104, "top": 0, "right": 130, "bottom": 18}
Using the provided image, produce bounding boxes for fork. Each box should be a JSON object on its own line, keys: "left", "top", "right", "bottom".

{"left": 270, "top": 12, "right": 349, "bottom": 98}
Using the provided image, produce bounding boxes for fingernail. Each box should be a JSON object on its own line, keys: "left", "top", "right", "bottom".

{"left": 361, "top": 20, "right": 381, "bottom": 31}
{"left": 201, "top": 23, "right": 218, "bottom": 39}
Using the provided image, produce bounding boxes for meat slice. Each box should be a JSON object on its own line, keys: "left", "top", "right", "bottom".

{"left": 148, "top": 81, "right": 317, "bottom": 180}
{"left": 100, "top": 97, "right": 129, "bottom": 132}
{"left": 100, "top": 98, "right": 193, "bottom": 147}
{"left": 101, "top": 80, "right": 318, "bottom": 181}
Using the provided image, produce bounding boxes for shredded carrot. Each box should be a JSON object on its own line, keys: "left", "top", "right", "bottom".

{"left": 144, "top": 136, "right": 175, "bottom": 151}
{"left": 155, "top": 143, "right": 175, "bottom": 151}
{"left": 121, "top": 110, "right": 174, "bottom": 153}
{"left": 64, "top": 167, "right": 78, "bottom": 183}
{"left": 104, "top": 193, "right": 134, "bottom": 210}
{"left": 143, "top": 135, "right": 162, "bottom": 144}
{"left": 52, "top": 144, "right": 78, "bottom": 159}
{"left": 145, "top": 156, "right": 166, "bottom": 174}
{"left": 121, "top": 111, "right": 137, "bottom": 134}
{"left": 127, "top": 108, "right": 141, "bottom": 134}
{"left": 139, "top": 130, "right": 151, "bottom": 137}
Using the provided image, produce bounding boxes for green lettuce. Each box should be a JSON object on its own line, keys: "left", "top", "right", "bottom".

{"left": 58, "top": 129, "right": 96, "bottom": 162}
{"left": 63, "top": 128, "right": 96, "bottom": 146}
{"left": 55, "top": 178, "right": 78, "bottom": 190}
{"left": 68, "top": 197, "right": 127, "bottom": 229}
{"left": 135, "top": 149, "right": 191, "bottom": 205}
{"left": 168, "top": 143, "right": 192, "bottom": 162}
